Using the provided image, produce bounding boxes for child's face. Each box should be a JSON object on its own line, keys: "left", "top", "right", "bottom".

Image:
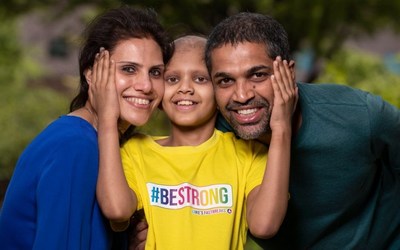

{"left": 162, "top": 43, "right": 217, "bottom": 127}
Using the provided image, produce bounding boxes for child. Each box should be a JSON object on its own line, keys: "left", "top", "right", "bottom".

{"left": 93, "top": 35, "right": 297, "bottom": 249}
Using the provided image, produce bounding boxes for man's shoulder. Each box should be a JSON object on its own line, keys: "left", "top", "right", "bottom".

{"left": 298, "top": 82, "right": 369, "bottom": 106}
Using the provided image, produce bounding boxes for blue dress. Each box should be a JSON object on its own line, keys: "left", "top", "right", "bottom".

{"left": 0, "top": 115, "right": 113, "bottom": 249}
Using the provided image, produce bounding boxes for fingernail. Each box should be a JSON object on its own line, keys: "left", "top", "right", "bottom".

{"left": 100, "top": 47, "right": 105, "bottom": 52}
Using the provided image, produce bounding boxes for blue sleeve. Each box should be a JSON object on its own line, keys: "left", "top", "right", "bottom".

{"left": 368, "top": 94, "right": 400, "bottom": 174}
{"left": 33, "top": 138, "right": 99, "bottom": 250}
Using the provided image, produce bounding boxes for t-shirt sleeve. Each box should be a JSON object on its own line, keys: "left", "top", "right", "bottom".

{"left": 120, "top": 142, "right": 143, "bottom": 210}
{"left": 245, "top": 141, "right": 268, "bottom": 196}
{"left": 34, "top": 138, "right": 98, "bottom": 249}
{"left": 367, "top": 94, "right": 400, "bottom": 173}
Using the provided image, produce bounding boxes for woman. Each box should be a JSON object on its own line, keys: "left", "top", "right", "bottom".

{"left": 0, "top": 6, "right": 171, "bottom": 249}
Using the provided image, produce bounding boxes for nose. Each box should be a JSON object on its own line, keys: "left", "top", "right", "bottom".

{"left": 232, "top": 80, "right": 255, "bottom": 103}
{"left": 134, "top": 73, "right": 152, "bottom": 93}
{"left": 178, "top": 77, "right": 194, "bottom": 94}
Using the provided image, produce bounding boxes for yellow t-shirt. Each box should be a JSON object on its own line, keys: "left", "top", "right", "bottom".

{"left": 120, "top": 130, "right": 268, "bottom": 250}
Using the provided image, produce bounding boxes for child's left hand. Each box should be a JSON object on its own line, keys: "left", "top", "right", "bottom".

{"left": 269, "top": 56, "right": 298, "bottom": 132}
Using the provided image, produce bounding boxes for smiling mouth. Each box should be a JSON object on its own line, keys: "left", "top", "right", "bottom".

{"left": 237, "top": 108, "right": 258, "bottom": 115}
{"left": 176, "top": 100, "right": 198, "bottom": 106}
{"left": 125, "top": 97, "right": 150, "bottom": 105}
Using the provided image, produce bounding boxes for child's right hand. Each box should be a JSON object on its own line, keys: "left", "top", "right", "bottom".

{"left": 88, "top": 48, "right": 120, "bottom": 124}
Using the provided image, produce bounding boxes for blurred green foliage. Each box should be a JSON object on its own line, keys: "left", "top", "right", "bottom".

{"left": 317, "top": 49, "right": 400, "bottom": 108}
{"left": 0, "top": 19, "right": 69, "bottom": 180}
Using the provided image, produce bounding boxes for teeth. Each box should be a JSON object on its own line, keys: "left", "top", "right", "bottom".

{"left": 237, "top": 108, "right": 257, "bottom": 115}
{"left": 177, "top": 100, "right": 194, "bottom": 106}
{"left": 126, "top": 97, "right": 150, "bottom": 105}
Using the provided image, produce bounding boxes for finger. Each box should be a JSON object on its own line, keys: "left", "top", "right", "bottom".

{"left": 135, "top": 242, "right": 146, "bottom": 250}
{"left": 135, "top": 227, "right": 148, "bottom": 241}
{"left": 274, "top": 58, "right": 292, "bottom": 102}
{"left": 282, "top": 60, "right": 296, "bottom": 99}
{"left": 293, "top": 85, "right": 299, "bottom": 114}
{"left": 281, "top": 60, "right": 294, "bottom": 93}
{"left": 274, "top": 60, "right": 289, "bottom": 101}
{"left": 136, "top": 220, "right": 148, "bottom": 231}
{"left": 91, "top": 52, "right": 100, "bottom": 87}
{"left": 274, "top": 57, "right": 289, "bottom": 93}
{"left": 271, "top": 74, "right": 283, "bottom": 103}
{"left": 288, "top": 60, "right": 296, "bottom": 89}
{"left": 108, "top": 57, "right": 116, "bottom": 91}
{"left": 95, "top": 50, "right": 105, "bottom": 89}
{"left": 101, "top": 50, "right": 110, "bottom": 88}
{"left": 99, "top": 50, "right": 108, "bottom": 89}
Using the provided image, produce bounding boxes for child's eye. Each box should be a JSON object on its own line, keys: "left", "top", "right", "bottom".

{"left": 165, "top": 76, "right": 179, "bottom": 84}
{"left": 194, "top": 75, "right": 210, "bottom": 84}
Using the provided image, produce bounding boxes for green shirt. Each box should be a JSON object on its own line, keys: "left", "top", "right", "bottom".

{"left": 217, "top": 83, "right": 400, "bottom": 249}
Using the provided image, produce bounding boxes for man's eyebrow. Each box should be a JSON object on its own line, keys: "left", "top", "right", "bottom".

{"left": 213, "top": 72, "right": 231, "bottom": 79}
{"left": 246, "top": 65, "right": 273, "bottom": 76}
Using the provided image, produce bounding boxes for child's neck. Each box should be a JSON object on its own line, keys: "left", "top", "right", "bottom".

{"left": 157, "top": 122, "right": 216, "bottom": 147}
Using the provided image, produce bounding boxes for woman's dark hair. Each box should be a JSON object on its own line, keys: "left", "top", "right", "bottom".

{"left": 69, "top": 5, "right": 172, "bottom": 112}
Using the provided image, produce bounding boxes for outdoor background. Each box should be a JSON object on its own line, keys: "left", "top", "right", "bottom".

{"left": 0, "top": 1, "right": 399, "bottom": 248}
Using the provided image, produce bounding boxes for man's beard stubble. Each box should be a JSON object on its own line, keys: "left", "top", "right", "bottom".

{"left": 224, "top": 99, "right": 272, "bottom": 140}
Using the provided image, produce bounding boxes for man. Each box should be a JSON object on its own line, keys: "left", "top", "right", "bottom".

{"left": 205, "top": 12, "right": 400, "bottom": 249}
{"left": 130, "top": 12, "right": 400, "bottom": 249}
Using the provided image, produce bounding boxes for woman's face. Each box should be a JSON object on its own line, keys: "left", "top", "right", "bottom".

{"left": 110, "top": 38, "right": 165, "bottom": 128}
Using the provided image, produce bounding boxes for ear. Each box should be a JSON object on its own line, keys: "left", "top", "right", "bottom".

{"left": 84, "top": 68, "right": 93, "bottom": 85}
{"left": 288, "top": 60, "right": 296, "bottom": 81}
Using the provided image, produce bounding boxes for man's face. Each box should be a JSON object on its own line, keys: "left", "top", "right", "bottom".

{"left": 210, "top": 42, "right": 275, "bottom": 140}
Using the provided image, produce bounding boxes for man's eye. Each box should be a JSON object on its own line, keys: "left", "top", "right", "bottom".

{"left": 252, "top": 72, "right": 271, "bottom": 80}
{"left": 217, "top": 78, "right": 233, "bottom": 87}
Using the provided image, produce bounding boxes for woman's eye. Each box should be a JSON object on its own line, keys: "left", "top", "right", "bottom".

{"left": 122, "top": 66, "right": 136, "bottom": 73}
{"left": 150, "top": 68, "right": 162, "bottom": 78}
